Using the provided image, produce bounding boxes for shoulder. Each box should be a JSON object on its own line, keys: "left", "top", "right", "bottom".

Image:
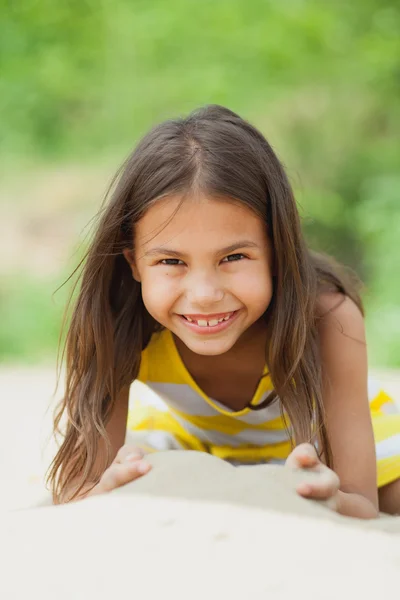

{"left": 315, "top": 292, "right": 367, "bottom": 388}
{"left": 316, "top": 292, "right": 366, "bottom": 345}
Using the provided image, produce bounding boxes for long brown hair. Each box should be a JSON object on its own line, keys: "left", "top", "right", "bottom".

{"left": 47, "top": 105, "right": 363, "bottom": 503}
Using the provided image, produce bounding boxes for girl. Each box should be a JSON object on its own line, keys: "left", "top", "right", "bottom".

{"left": 48, "top": 105, "right": 400, "bottom": 517}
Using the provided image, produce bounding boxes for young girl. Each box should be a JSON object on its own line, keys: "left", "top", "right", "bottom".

{"left": 48, "top": 105, "right": 400, "bottom": 517}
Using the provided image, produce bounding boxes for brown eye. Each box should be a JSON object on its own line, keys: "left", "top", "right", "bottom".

{"left": 160, "top": 259, "right": 184, "bottom": 266}
{"left": 222, "top": 253, "right": 246, "bottom": 263}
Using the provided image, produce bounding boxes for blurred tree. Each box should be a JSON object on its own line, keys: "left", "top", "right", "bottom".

{"left": 0, "top": 0, "right": 399, "bottom": 363}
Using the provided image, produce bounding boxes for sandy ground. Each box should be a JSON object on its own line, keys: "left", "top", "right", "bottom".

{"left": 4, "top": 478, "right": 400, "bottom": 600}
{"left": 2, "top": 367, "right": 400, "bottom": 599}
{"left": 1, "top": 366, "right": 400, "bottom": 512}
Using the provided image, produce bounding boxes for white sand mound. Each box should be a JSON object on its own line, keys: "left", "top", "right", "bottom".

{"left": 3, "top": 451, "right": 400, "bottom": 600}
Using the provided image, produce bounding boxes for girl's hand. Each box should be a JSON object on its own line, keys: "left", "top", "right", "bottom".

{"left": 285, "top": 443, "right": 340, "bottom": 510}
{"left": 88, "top": 445, "right": 152, "bottom": 497}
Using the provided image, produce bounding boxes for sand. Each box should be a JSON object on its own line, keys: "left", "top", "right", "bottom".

{"left": 3, "top": 450, "right": 400, "bottom": 599}
{"left": 2, "top": 368, "right": 400, "bottom": 599}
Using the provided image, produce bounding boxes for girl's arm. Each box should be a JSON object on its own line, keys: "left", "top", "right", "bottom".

{"left": 63, "top": 385, "right": 151, "bottom": 502}
{"left": 286, "top": 293, "right": 379, "bottom": 519}
{"left": 310, "top": 293, "right": 379, "bottom": 518}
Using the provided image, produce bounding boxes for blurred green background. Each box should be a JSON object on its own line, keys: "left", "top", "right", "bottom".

{"left": 1, "top": 0, "right": 399, "bottom": 366}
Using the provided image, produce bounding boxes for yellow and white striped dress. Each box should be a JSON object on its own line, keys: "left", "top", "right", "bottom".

{"left": 128, "top": 329, "right": 400, "bottom": 488}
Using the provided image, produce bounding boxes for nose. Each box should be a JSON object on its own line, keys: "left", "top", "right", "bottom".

{"left": 186, "top": 270, "right": 224, "bottom": 307}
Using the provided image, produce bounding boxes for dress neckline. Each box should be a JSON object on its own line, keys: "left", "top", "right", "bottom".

{"left": 165, "top": 329, "right": 272, "bottom": 417}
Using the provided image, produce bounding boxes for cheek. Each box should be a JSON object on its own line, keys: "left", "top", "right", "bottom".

{"left": 140, "top": 272, "right": 180, "bottom": 315}
{"left": 234, "top": 266, "right": 273, "bottom": 310}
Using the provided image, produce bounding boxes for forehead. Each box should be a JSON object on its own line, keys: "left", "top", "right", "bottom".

{"left": 134, "top": 194, "right": 267, "bottom": 250}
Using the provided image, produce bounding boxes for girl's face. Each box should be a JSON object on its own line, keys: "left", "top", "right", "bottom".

{"left": 124, "top": 195, "right": 274, "bottom": 356}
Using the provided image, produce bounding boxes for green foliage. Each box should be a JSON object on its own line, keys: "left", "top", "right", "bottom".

{"left": 0, "top": 272, "right": 69, "bottom": 363}
{"left": 1, "top": 0, "right": 399, "bottom": 364}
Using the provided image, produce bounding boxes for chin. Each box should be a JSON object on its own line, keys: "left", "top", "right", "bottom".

{"left": 184, "top": 338, "right": 236, "bottom": 356}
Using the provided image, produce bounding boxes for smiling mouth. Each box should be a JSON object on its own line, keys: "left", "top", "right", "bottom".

{"left": 180, "top": 311, "right": 236, "bottom": 327}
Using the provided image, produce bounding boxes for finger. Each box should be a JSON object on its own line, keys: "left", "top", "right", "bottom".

{"left": 285, "top": 443, "right": 319, "bottom": 470}
{"left": 99, "top": 460, "right": 151, "bottom": 493}
{"left": 296, "top": 471, "right": 340, "bottom": 500}
{"left": 114, "top": 444, "right": 145, "bottom": 464}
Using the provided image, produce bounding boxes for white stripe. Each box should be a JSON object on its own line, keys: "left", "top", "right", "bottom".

{"left": 131, "top": 381, "right": 169, "bottom": 412}
{"left": 376, "top": 434, "right": 400, "bottom": 460}
{"left": 173, "top": 414, "right": 290, "bottom": 447}
{"left": 381, "top": 402, "right": 399, "bottom": 416}
{"left": 145, "top": 382, "right": 283, "bottom": 423}
{"left": 211, "top": 393, "right": 284, "bottom": 424}
{"left": 146, "top": 383, "right": 217, "bottom": 416}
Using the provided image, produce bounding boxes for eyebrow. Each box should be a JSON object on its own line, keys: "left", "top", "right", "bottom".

{"left": 143, "top": 240, "right": 260, "bottom": 258}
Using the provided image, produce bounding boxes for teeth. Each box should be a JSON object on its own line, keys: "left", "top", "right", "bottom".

{"left": 208, "top": 319, "right": 219, "bottom": 327}
{"left": 183, "top": 312, "right": 233, "bottom": 327}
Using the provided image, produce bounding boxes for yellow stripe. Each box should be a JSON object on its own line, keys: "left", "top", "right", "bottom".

{"left": 168, "top": 407, "right": 287, "bottom": 435}
{"left": 372, "top": 414, "right": 400, "bottom": 443}
{"left": 370, "top": 390, "right": 396, "bottom": 415}
{"left": 371, "top": 413, "right": 400, "bottom": 487}
{"left": 211, "top": 441, "right": 292, "bottom": 462}
{"left": 377, "top": 455, "right": 400, "bottom": 488}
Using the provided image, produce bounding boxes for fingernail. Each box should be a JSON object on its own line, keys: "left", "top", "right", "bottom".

{"left": 137, "top": 461, "right": 150, "bottom": 474}
{"left": 304, "top": 452, "right": 316, "bottom": 463}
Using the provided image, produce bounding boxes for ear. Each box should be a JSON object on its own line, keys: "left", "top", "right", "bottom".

{"left": 122, "top": 248, "right": 141, "bottom": 282}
